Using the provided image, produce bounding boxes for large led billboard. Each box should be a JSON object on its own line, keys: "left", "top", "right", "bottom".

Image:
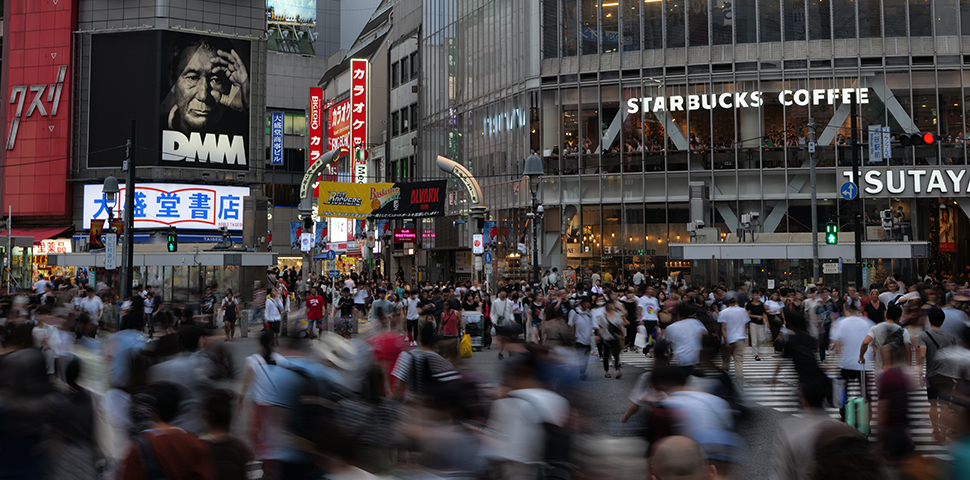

{"left": 87, "top": 31, "right": 252, "bottom": 170}
{"left": 267, "top": 0, "right": 317, "bottom": 26}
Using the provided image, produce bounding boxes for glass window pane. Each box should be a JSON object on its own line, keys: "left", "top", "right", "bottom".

{"left": 644, "top": 0, "right": 664, "bottom": 49}
{"left": 622, "top": 84, "right": 643, "bottom": 172}
{"left": 859, "top": 0, "right": 881, "bottom": 37}
{"left": 563, "top": 88, "right": 580, "bottom": 174}
{"left": 832, "top": 0, "right": 856, "bottom": 39}
{"left": 937, "top": 71, "right": 963, "bottom": 165}
{"left": 542, "top": 0, "right": 559, "bottom": 58}
{"left": 687, "top": 82, "right": 712, "bottom": 171}
{"left": 884, "top": 0, "right": 908, "bottom": 37}
{"left": 937, "top": 0, "right": 959, "bottom": 35}
{"left": 580, "top": 86, "right": 600, "bottom": 173}
{"left": 809, "top": 0, "right": 831, "bottom": 39}
{"left": 760, "top": 0, "right": 782, "bottom": 42}
{"left": 602, "top": 85, "right": 622, "bottom": 173}
{"left": 411, "top": 53, "right": 418, "bottom": 78}
{"left": 581, "top": 0, "right": 599, "bottom": 54}
{"left": 784, "top": 0, "right": 807, "bottom": 41}
{"left": 564, "top": 0, "right": 579, "bottom": 56}
{"left": 712, "top": 81, "right": 737, "bottom": 169}
{"left": 667, "top": 0, "right": 686, "bottom": 47}
{"left": 910, "top": 0, "right": 932, "bottom": 35}
{"left": 602, "top": 1, "right": 619, "bottom": 53}
{"left": 962, "top": 0, "right": 970, "bottom": 34}
{"left": 542, "top": 90, "right": 561, "bottom": 174}
{"left": 623, "top": 0, "right": 642, "bottom": 51}
{"left": 392, "top": 62, "right": 399, "bottom": 88}
{"left": 689, "top": 0, "right": 709, "bottom": 46}
{"left": 713, "top": 0, "right": 734, "bottom": 45}
{"left": 401, "top": 56, "right": 410, "bottom": 83}
{"left": 666, "top": 83, "right": 688, "bottom": 170}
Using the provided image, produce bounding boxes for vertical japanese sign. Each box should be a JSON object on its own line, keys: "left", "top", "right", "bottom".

{"left": 271, "top": 112, "right": 285, "bottom": 165}
{"left": 309, "top": 88, "right": 324, "bottom": 167}
{"left": 350, "top": 59, "right": 369, "bottom": 183}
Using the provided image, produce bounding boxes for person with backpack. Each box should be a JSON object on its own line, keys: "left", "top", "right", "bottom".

{"left": 118, "top": 382, "right": 218, "bottom": 480}
{"left": 391, "top": 319, "right": 460, "bottom": 404}
{"left": 858, "top": 304, "right": 912, "bottom": 371}
{"left": 917, "top": 307, "right": 957, "bottom": 444}
{"left": 484, "top": 348, "right": 571, "bottom": 480}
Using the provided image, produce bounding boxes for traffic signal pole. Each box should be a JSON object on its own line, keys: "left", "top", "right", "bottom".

{"left": 850, "top": 99, "right": 863, "bottom": 289}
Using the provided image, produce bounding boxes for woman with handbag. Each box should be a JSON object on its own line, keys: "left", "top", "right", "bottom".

{"left": 437, "top": 300, "right": 463, "bottom": 364}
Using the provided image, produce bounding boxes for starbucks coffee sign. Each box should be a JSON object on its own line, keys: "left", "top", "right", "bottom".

{"left": 626, "top": 88, "right": 871, "bottom": 113}
{"left": 840, "top": 167, "right": 970, "bottom": 196}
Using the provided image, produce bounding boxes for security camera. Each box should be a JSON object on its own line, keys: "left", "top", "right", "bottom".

{"left": 749, "top": 211, "right": 760, "bottom": 219}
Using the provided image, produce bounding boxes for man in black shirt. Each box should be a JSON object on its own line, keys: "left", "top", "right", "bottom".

{"left": 336, "top": 287, "right": 355, "bottom": 333}
{"left": 418, "top": 290, "right": 436, "bottom": 321}
{"left": 200, "top": 287, "right": 216, "bottom": 328}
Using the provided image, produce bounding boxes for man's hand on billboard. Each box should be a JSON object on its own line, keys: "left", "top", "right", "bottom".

{"left": 210, "top": 49, "right": 249, "bottom": 113}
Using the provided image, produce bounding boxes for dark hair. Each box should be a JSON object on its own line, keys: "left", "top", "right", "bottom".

{"left": 203, "top": 389, "right": 234, "bottom": 431}
{"left": 418, "top": 319, "right": 438, "bottom": 347}
{"left": 928, "top": 307, "right": 946, "bottom": 328}
{"left": 799, "top": 373, "right": 832, "bottom": 409}
{"left": 177, "top": 324, "right": 204, "bottom": 353}
{"left": 785, "top": 311, "right": 808, "bottom": 332}
{"left": 168, "top": 36, "right": 236, "bottom": 88}
{"left": 886, "top": 304, "right": 903, "bottom": 322}
{"left": 651, "top": 365, "right": 690, "bottom": 389}
{"left": 148, "top": 382, "right": 182, "bottom": 423}
{"left": 259, "top": 330, "right": 276, "bottom": 365}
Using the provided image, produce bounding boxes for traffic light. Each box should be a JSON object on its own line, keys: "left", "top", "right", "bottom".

{"left": 899, "top": 132, "right": 938, "bottom": 147}
{"left": 825, "top": 222, "right": 838, "bottom": 245}
{"left": 167, "top": 229, "right": 178, "bottom": 252}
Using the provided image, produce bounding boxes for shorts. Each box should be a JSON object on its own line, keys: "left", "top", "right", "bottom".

{"left": 309, "top": 317, "right": 323, "bottom": 328}
{"left": 336, "top": 316, "right": 355, "bottom": 335}
{"left": 224, "top": 316, "right": 237, "bottom": 326}
{"left": 926, "top": 374, "right": 955, "bottom": 401}
{"left": 267, "top": 321, "right": 280, "bottom": 334}
{"left": 643, "top": 321, "right": 659, "bottom": 334}
{"left": 355, "top": 304, "right": 367, "bottom": 313}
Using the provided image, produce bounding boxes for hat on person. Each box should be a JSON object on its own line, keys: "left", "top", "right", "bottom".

{"left": 310, "top": 332, "right": 358, "bottom": 371}
{"left": 723, "top": 291, "right": 737, "bottom": 303}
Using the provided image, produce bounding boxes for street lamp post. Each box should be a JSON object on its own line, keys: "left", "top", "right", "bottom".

{"left": 523, "top": 154, "right": 544, "bottom": 287}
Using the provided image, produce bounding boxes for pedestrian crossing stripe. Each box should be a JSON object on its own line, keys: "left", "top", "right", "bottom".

{"left": 619, "top": 347, "right": 953, "bottom": 458}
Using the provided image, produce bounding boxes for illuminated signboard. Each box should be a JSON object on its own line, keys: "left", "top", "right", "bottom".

{"left": 350, "top": 59, "right": 369, "bottom": 183}
{"left": 309, "top": 87, "right": 324, "bottom": 166}
{"left": 267, "top": 0, "right": 317, "bottom": 26}
{"left": 327, "top": 98, "right": 350, "bottom": 151}
{"left": 393, "top": 228, "right": 417, "bottom": 243}
{"left": 82, "top": 183, "right": 251, "bottom": 231}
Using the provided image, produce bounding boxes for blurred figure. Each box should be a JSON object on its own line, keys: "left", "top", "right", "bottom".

{"left": 391, "top": 320, "right": 458, "bottom": 403}
{"left": 650, "top": 365, "right": 734, "bottom": 439}
{"left": 831, "top": 302, "right": 875, "bottom": 403}
{"left": 597, "top": 298, "right": 626, "bottom": 379}
{"left": 201, "top": 390, "right": 252, "bottom": 480}
{"left": 918, "top": 307, "right": 957, "bottom": 444}
{"left": 117, "top": 382, "right": 217, "bottom": 480}
{"left": 568, "top": 296, "right": 595, "bottom": 380}
{"left": 774, "top": 374, "right": 841, "bottom": 480}
{"left": 877, "top": 344, "right": 914, "bottom": 464}
{"left": 650, "top": 436, "right": 717, "bottom": 480}
{"left": 484, "top": 348, "right": 571, "bottom": 480}
{"left": 44, "top": 355, "right": 102, "bottom": 480}
{"left": 147, "top": 324, "right": 213, "bottom": 435}
{"left": 335, "top": 364, "right": 403, "bottom": 474}
{"left": 238, "top": 330, "right": 288, "bottom": 461}
{"left": 0, "top": 322, "right": 52, "bottom": 479}
{"left": 810, "top": 422, "right": 885, "bottom": 480}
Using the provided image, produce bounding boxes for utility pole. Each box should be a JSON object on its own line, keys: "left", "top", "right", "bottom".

{"left": 122, "top": 120, "right": 136, "bottom": 301}
{"left": 809, "top": 119, "right": 819, "bottom": 283}
{"left": 850, "top": 99, "right": 863, "bottom": 289}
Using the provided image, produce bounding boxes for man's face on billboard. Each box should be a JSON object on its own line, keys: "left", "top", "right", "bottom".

{"left": 173, "top": 45, "right": 229, "bottom": 130}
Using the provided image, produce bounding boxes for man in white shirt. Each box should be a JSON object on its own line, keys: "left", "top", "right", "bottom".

{"left": 831, "top": 304, "right": 875, "bottom": 399}
{"left": 663, "top": 304, "right": 707, "bottom": 368}
{"left": 491, "top": 289, "right": 516, "bottom": 360}
{"left": 638, "top": 285, "right": 661, "bottom": 330}
{"left": 878, "top": 280, "right": 902, "bottom": 306}
{"left": 717, "top": 293, "right": 750, "bottom": 383}
{"left": 404, "top": 291, "right": 420, "bottom": 345}
{"left": 632, "top": 269, "right": 645, "bottom": 286}
{"left": 33, "top": 275, "right": 50, "bottom": 294}
{"left": 858, "top": 304, "right": 911, "bottom": 371}
{"left": 590, "top": 279, "right": 604, "bottom": 295}
{"left": 568, "top": 296, "right": 595, "bottom": 380}
{"left": 79, "top": 288, "right": 104, "bottom": 327}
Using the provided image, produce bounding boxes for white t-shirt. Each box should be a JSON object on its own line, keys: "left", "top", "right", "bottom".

{"left": 344, "top": 279, "right": 356, "bottom": 290}
{"left": 865, "top": 321, "right": 911, "bottom": 369}
{"left": 404, "top": 297, "right": 420, "bottom": 320}
{"left": 265, "top": 297, "right": 283, "bottom": 322}
{"left": 664, "top": 318, "right": 707, "bottom": 366}
{"left": 486, "top": 389, "right": 570, "bottom": 464}
{"left": 568, "top": 308, "right": 596, "bottom": 346}
{"left": 353, "top": 288, "right": 368, "bottom": 304}
{"left": 639, "top": 295, "right": 660, "bottom": 322}
{"left": 633, "top": 272, "right": 645, "bottom": 285}
{"left": 718, "top": 305, "right": 750, "bottom": 343}
{"left": 830, "top": 315, "right": 875, "bottom": 371}
{"left": 79, "top": 296, "right": 104, "bottom": 324}
{"left": 879, "top": 290, "right": 901, "bottom": 306}
{"left": 33, "top": 280, "right": 49, "bottom": 294}
{"left": 244, "top": 353, "right": 289, "bottom": 405}
{"left": 660, "top": 390, "right": 734, "bottom": 438}
{"left": 765, "top": 300, "right": 785, "bottom": 316}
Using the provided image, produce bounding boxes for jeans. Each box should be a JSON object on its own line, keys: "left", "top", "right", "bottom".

{"left": 722, "top": 340, "right": 747, "bottom": 383}
{"left": 819, "top": 319, "right": 831, "bottom": 362}
{"left": 601, "top": 339, "right": 622, "bottom": 372}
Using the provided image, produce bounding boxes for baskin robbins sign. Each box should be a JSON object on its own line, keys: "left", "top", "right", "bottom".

{"left": 317, "top": 181, "right": 446, "bottom": 219}
{"left": 626, "top": 88, "right": 871, "bottom": 113}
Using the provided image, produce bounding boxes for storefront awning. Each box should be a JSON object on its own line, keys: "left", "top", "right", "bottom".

{"left": 0, "top": 226, "right": 71, "bottom": 243}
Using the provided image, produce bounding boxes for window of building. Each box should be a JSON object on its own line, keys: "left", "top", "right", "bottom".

{"left": 688, "top": 0, "right": 709, "bottom": 46}
{"left": 666, "top": 0, "right": 686, "bottom": 48}
{"left": 402, "top": 106, "right": 410, "bottom": 132}
{"left": 392, "top": 111, "right": 400, "bottom": 137}
{"left": 910, "top": 0, "right": 933, "bottom": 36}
{"left": 859, "top": 0, "right": 882, "bottom": 37}
{"left": 581, "top": 0, "right": 599, "bottom": 54}
{"left": 712, "top": 0, "right": 733, "bottom": 45}
{"left": 622, "top": 0, "right": 641, "bottom": 51}
{"left": 392, "top": 62, "right": 400, "bottom": 88}
{"left": 543, "top": 0, "right": 559, "bottom": 58}
{"left": 563, "top": 0, "right": 579, "bottom": 56}
{"left": 808, "top": 0, "right": 831, "bottom": 39}
{"left": 410, "top": 53, "right": 419, "bottom": 78}
{"left": 833, "top": 0, "right": 857, "bottom": 39}
{"left": 602, "top": 0, "right": 619, "bottom": 53}
{"left": 938, "top": 0, "right": 960, "bottom": 35}
{"left": 784, "top": 0, "right": 807, "bottom": 41}
{"left": 962, "top": 0, "right": 970, "bottom": 34}
{"left": 884, "top": 0, "right": 908, "bottom": 36}
{"left": 285, "top": 114, "right": 306, "bottom": 136}
{"left": 401, "top": 56, "right": 410, "bottom": 84}
{"left": 410, "top": 103, "right": 419, "bottom": 131}
{"left": 760, "top": 0, "right": 782, "bottom": 42}
{"left": 643, "top": 0, "right": 663, "bottom": 49}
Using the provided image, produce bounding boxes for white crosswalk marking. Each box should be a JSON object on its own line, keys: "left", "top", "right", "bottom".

{"left": 620, "top": 346, "right": 952, "bottom": 458}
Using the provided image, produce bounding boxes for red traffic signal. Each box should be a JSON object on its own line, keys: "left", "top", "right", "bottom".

{"left": 900, "top": 132, "right": 937, "bottom": 146}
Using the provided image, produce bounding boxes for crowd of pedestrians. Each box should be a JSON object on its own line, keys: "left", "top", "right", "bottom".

{"left": 3, "top": 268, "right": 970, "bottom": 480}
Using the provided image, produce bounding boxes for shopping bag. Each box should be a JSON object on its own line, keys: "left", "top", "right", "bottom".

{"left": 634, "top": 325, "right": 648, "bottom": 349}
{"left": 460, "top": 333, "right": 473, "bottom": 359}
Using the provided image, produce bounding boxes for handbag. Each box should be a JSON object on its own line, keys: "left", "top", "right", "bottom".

{"left": 460, "top": 333, "right": 473, "bottom": 359}
{"left": 634, "top": 325, "right": 648, "bottom": 348}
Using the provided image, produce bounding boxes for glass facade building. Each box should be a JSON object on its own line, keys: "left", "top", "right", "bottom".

{"left": 420, "top": 0, "right": 970, "bottom": 288}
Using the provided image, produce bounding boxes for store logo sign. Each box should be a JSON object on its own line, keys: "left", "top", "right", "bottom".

{"left": 6, "top": 65, "right": 67, "bottom": 150}
{"left": 626, "top": 88, "right": 870, "bottom": 113}
{"left": 841, "top": 167, "right": 970, "bottom": 195}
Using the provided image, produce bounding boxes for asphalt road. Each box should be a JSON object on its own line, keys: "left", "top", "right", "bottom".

{"left": 220, "top": 333, "right": 780, "bottom": 480}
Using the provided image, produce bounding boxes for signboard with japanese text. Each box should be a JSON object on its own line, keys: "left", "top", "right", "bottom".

{"left": 271, "top": 112, "right": 284, "bottom": 165}
{"left": 472, "top": 234, "right": 484, "bottom": 254}
{"left": 317, "top": 181, "right": 446, "bottom": 219}
{"left": 2, "top": 0, "right": 77, "bottom": 216}
{"left": 88, "top": 31, "right": 252, "bottom": 170}
{"left": 350, "top": 59, "right": 369, "bottom": 183}
{"left": 82, "top": 183, "right": 251, "bottom": 230}
{"left": 327, "top": 98, "right": 350, "bottom": 151}
{"left": 309, "top": 87, "right": 325, "bottom": 166}
{"left": 35, "top": 239, "right": 72, "bottom": 255}
{"left": 394, "top": 228, "right": 417, "bottom": 243}
{"left": 104, "top": 233, "right": 118, "bottom": 270}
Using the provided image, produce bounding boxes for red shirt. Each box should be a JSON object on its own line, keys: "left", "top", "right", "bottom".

{"left": 120, "top": 428, "right": 217, "bottom": 480}
{"left": 306, "top": 295, "right": 325, "bottom": 319}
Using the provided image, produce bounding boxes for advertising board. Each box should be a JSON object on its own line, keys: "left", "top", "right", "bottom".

{"left": 82, "top": 183, "right": 251, "bottom": 231}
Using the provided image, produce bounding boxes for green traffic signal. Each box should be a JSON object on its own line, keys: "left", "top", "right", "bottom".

{"left": 167, "top": 232, "right": 178, "bottom": 252}
{"left": 825, "top": 222, "right": 838, "bottom": 245}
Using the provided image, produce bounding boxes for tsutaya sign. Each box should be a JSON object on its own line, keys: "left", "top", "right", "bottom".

{"left": 626, "top": 88, "right": 870, "bottom": 113}
{"left": 840, "top": 167, "right": 970, "bottom": 196}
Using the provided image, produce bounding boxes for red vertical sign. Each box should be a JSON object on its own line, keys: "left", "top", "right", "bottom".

{"left": 350, "top": 59, "right": 369, "bottom": 184}
{"left": 309, "top": 87, "right": 324, "bottom": 193}
{"left": 2, "top": 0, "right": 78, "bottom": 217}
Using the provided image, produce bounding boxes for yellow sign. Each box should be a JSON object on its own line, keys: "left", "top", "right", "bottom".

{"left": 317, "top": 181, "right": 398, "bottom": 218}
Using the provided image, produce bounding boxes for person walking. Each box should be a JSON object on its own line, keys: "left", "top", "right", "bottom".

{"left": 718, "top": 293, "right": 750, "bottom": 384}
{"left": 568, "top": 296, "right": 596, "bottom": 380}
{"left": 597, "top": 298, "right": 626, "bottom": 379}
{"left": 491, "top": 289, "right": 516, "bottom": 360}
{"left": 238, "top": 331, "right": 288, "bottom": 462}
{"left": 305, "top": 286, "right": 326, "bottom": 340}
{"left": 917, "top": 307, "right": 957, "bottom": 443}
{"left": 221, "top": 289, "right": 240, "bottom": 342}
{"left": 766, "top": 291, "right": 786, "bottom": 350}
{"left": 264, "top": 288, "right": 284, "bottom": 346}
{"left": 745, "top": 294, "right": 767, "bottom": 361}
{"left": 437, "top": 300, "right": 463, "bottom": 364}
